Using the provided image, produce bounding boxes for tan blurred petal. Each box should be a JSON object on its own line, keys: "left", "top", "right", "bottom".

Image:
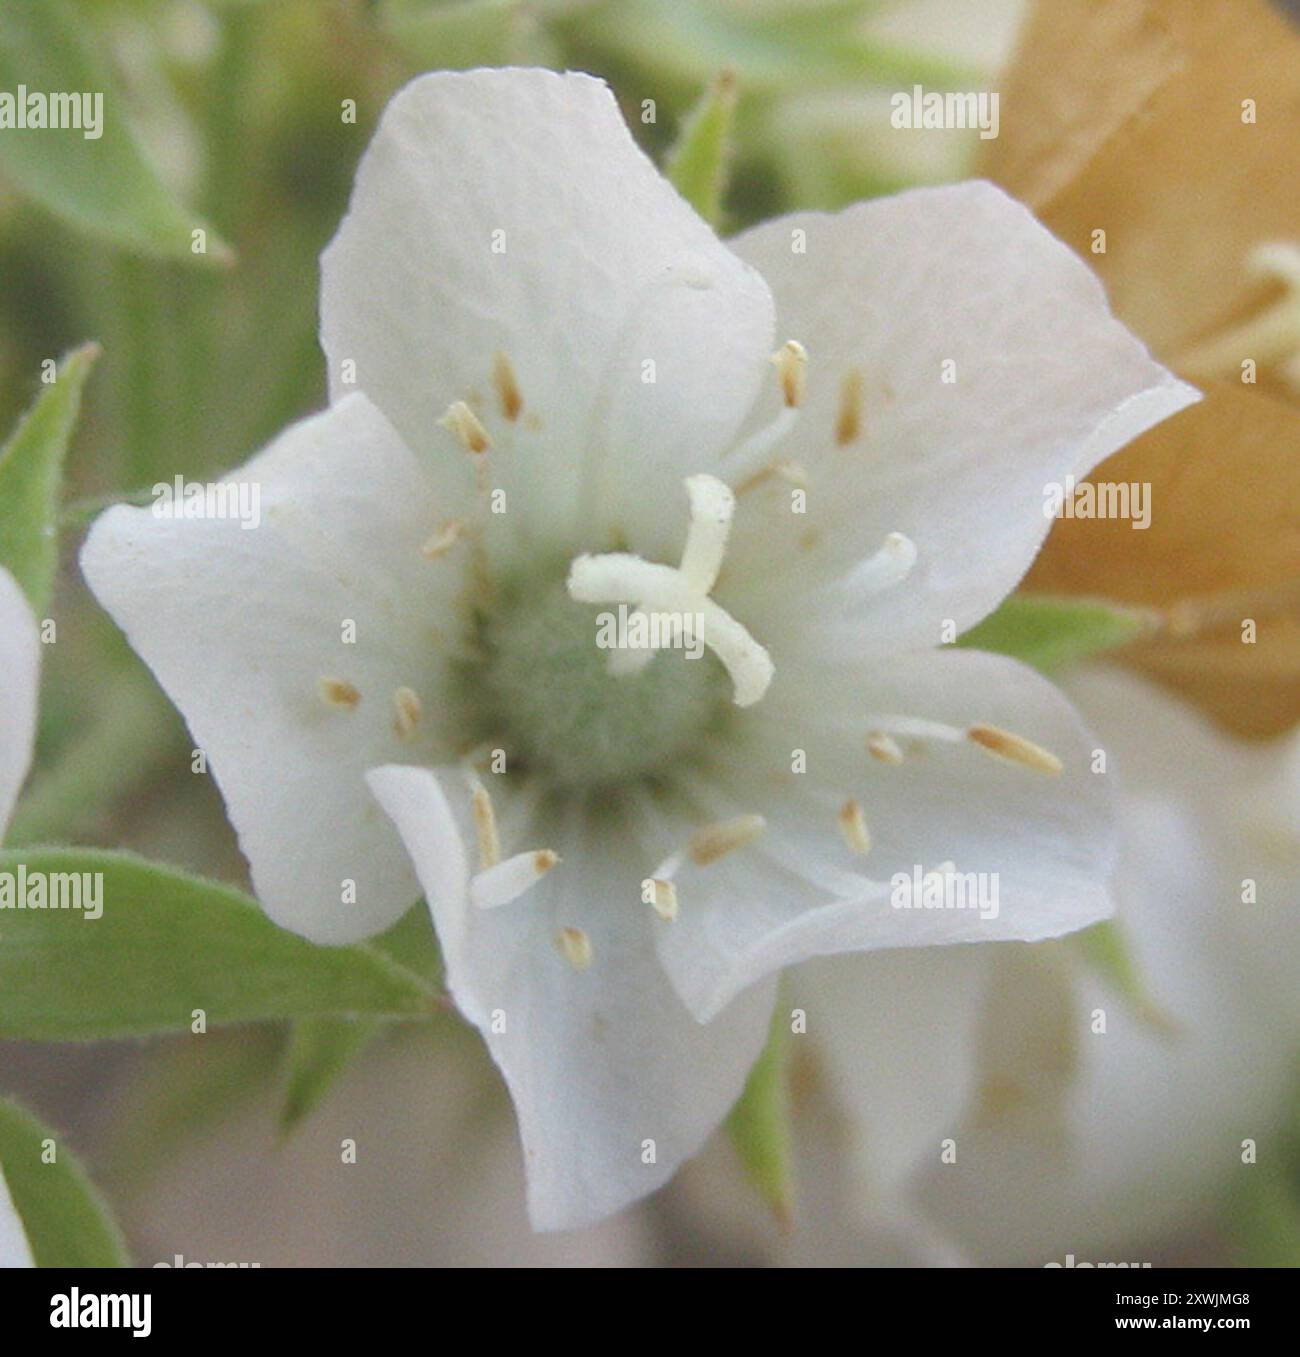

{"left": 988, "top": 2, "right": 1300, "bottom": 732}
{"left": 985, "top": 0, "right": 1300, "bottom": 359}
{"left": 981, "top": 0, "right": 1182, "bottom": 214}
{"left": 1026, "top": 383, "right": 1300, "bottom": 735}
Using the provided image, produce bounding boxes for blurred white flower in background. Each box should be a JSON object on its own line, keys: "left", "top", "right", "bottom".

{"left": 0, "top": 564, "right": 40, "bottom": 1267}
{"left": 701, "top": 668, "right": 1297, "bottom": 1266}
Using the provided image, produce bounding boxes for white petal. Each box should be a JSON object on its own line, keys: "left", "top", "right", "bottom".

{"left": 0, "top": 566, "right": 39, "bottom": 840}
{"left": 366, "top": 764, "right": 777, "bottom": 1231}
{"left": 0, "top": 1164, "right": 34, "bottom": 1267}
{"left": 1068, "top": 667, "right": 1300, "bottom": 1032}
{"left": 794, "top": 947, "right": 992, "bottom": 1199}
{"left": 725, "top": 182, "right": 1199, "bottom": 651}
{"left": 654, "top": 648, "right": 1116, "bottom": 1021}
{"left": 80, "top": 395, "right": 465, "bottom": 943}
{"left": 321, "top": 68, "right": 774, "bottom": 557}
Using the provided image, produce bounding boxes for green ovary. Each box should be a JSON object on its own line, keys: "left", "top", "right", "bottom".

{"left": 469, "top": 571, "right": 730, "bottom": 791}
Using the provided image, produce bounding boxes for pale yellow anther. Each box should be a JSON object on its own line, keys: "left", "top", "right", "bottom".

{"left": 556, "top": 926, "right": 593, "bottom": 971}
{"left": 471, "top": 784, "right": 501, "bottom": 869}
{"left": 470, "top": 848, "right": 559, "bottom": 909}
{"left": 866, "top": 730, "right": 905, "bottom": 765}
{"left": 317, "top": 677, "right": 360, "bottom": 709}
{"left": 491, "top": 351, "right": 523, "bottom": 421}
{"left": 421, "top": 519, "right": 466, "bottom": 560}
{"left": 647, "top": 877, "right": 679, "bottom": 922}
{"left": 393, "top": 687, "right": 422, "bottom": 740}
{"left": 688, "top": 813, "right": 766, "bottom": 866}
{"left": 773, "top": 339, "right": 808, "bottom": 408}
{"left": 439, "top": 399, "right": 490, "bottom": 454}
{"left": 967, "top": 724, "right": 1063, "bottom": 775}
{"left": 837, "top": 799, "right": 871, "bottom": 855}
{"left": 835, "top": 368, "right": 865, "bottom": 446}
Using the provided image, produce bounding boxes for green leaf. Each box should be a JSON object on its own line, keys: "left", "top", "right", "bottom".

{"left": 0, "top": 848, "right": 440, "bottom": 1040}
{"left": 665, "top": 70, "right": 739, "bottom": 227}
{"left": 726, "top": 999, "right": 793, "bottom": 1226}
{"left": 0, "top": 1096, "right": 129, "bottom": 1267}
{"left": 958, "top": 593, "right": 1158, "bottom": 675}
{"left": 554, "top": 0, "right": 982, "bottom": 99}
{"left": 1072, "top": 920, "right": 1180, "bottom": 1036}
{"left": 0, "top": 1, "right": 232, "bottom": 263}
{"left": 0, "top": 343, "right": 99, "bottom": 612}
{"left": 1224, "top": 1071, "right": 1300, "bottom": 1268}
{"left": 280, "top": 1017, "right": 380, "bottom": 1133}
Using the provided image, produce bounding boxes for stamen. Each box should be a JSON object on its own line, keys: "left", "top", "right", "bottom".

{"left": 421, "top": 519, "right": 466, "bottom": 560}
{"left": 646, "top": 877, "right": 678, "bottom": 922}
{"left": 773, "top": 339, "right": 808, "bottom": 409}
{"left": 651, "top": 850, "right": 685, "bottom": 882}
{"left": 438, "top": 400, "right": 490, "bottom": 454}
{"left": 865, "top": 730, "right": 905, "bottom": 765}
{"left": 967, "top": 724, "right": 1063, "bottom": 775}
{"left": 837, "top": 799, "right": 871, "bottom": 855}
{"left": 843, "top": 532, "right": 917, "bottom": 596}
{"left": 1176, "top": 242, "right": 1300, "bottom": 389}
{"left": 470, "top": 783, "right": 501, "bottom": 869}
{"left": 721, "top": 338, "right": 809, "bottom": 487}
{"left": 688, "top": 813, "right": 766, "bottom": 866}
{"left": 317, "top": 677, "right": 360, "bottom": 709}
{"left": 867, "top": 715, "right": 1064, "bottom": 774}
{"left": 835, "top": 368, "right": 864, "bottom": 445}
{"left": 491, "top": 351, "right": 523, "bottom": 422}
{"left": 471, "top": 848, "right": 558, "bottom": 910}
{"left": 867, "top": 715, "right": 965, "bottom": 744}
{"left": 723, "top": 407, "right": 799, "bottom": 485}
{"left": 392, "top": 686, "right": 422, "bottom": 740}
{"left": 556, "top": 926, "right": 593, "bottom": 971}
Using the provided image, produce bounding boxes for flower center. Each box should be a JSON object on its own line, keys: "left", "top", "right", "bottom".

{"left": 470, "top": 570, "right": 732, "bottom": 790}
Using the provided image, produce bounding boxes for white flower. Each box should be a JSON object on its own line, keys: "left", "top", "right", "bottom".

{"left": 81, "top": 69, "right": 1196, "bottom": 1229}
{"left": 0, "top": 563, "right": 39, "bottom": 1267}
{"left": 0, "top": 1166, "right": 33, "bottom": 1268}
{"left": 797, "top": 668, "right": 1299, "bottom": 1265}
{"left": 0, "top": 565, "right": 39, "bottom": 846}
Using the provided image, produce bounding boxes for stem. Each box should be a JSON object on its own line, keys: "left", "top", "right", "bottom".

{"left": 112, "top": 255, "right": 174, "bottom": 488}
